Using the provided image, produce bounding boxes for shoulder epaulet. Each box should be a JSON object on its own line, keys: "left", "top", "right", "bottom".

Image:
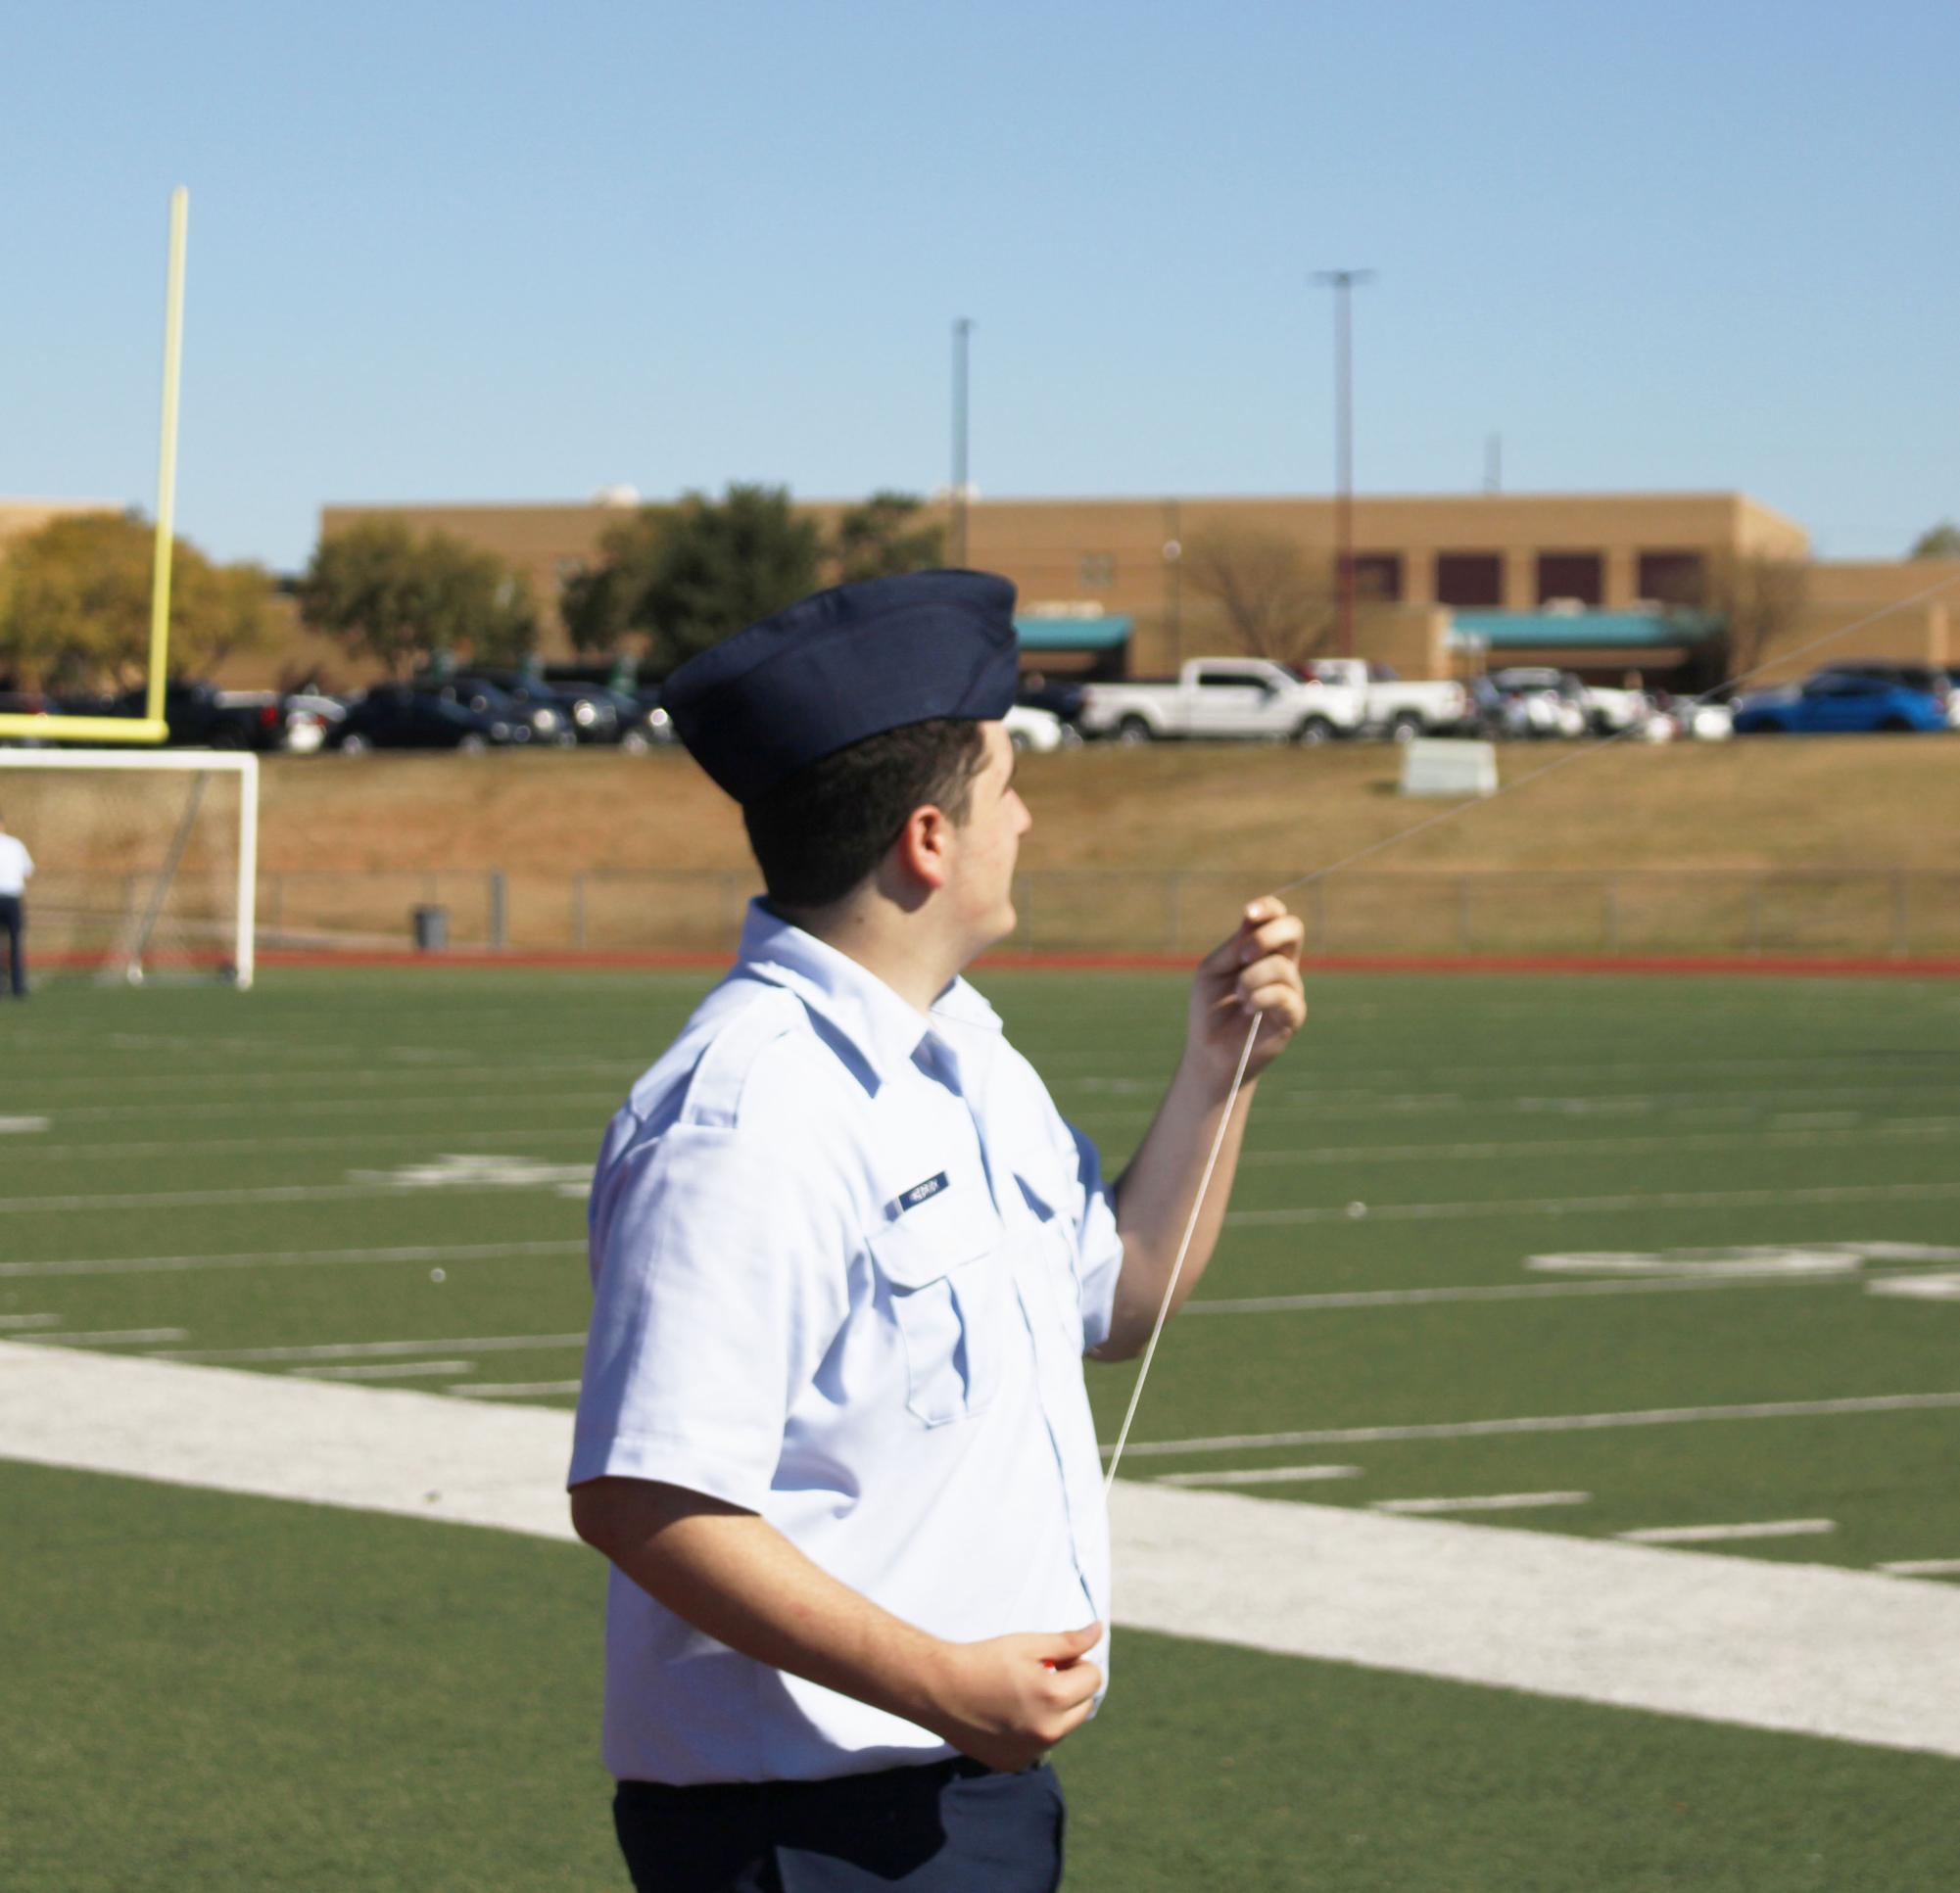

{"left": 676, "top": 984, "right": 805, "bottom": 1129}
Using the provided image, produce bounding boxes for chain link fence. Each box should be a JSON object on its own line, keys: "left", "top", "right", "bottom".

{"left": 256, "top": 867, "right": 1960, "bottom": 960}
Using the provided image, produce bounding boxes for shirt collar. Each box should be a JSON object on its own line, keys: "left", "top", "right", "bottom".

{"left": 736, "top": 900, "right": 999, "bottom": 1090}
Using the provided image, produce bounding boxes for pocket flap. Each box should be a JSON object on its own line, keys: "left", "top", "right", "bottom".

{"left": 868, "top": 1187, "right": 994, "bottom": 1289}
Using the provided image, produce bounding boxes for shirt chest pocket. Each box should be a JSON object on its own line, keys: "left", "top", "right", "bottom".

{"left": 867, "top": 1194, "right": 1008, "bottom": 1428}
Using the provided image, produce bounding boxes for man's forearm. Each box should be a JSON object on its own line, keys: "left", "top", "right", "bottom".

{"left": 569, "top": 1478, "right": 1105, "bottom": 1772}
{"left": 1102, "top": 1054, "right": 1256, "bottom": 1359}
{"left": 572, "top": 1478, "right": 946, "bottom": 1725}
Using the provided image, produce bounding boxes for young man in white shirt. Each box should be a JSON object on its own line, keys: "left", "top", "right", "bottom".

{"left": 0, "top": 813, "right": 33, "bottom": 998}
{"left": 570, "top": 571, "right": 1306, "bottom": 1891}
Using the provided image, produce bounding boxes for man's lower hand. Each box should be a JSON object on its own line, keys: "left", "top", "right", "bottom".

{"left": 923, "top": 1623, "right": 1103, "bottom": 1772}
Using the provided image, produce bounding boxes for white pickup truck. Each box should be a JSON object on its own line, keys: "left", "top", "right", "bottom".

{"left": 1302, "top": 658, "right": 1472, "bottom": 739}
{"left": 1078, "top": 657, "right": 1364, "bottom": 744}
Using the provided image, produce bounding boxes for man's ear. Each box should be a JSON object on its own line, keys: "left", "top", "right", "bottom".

{"left": 891, "top": 803, "right": 955, "bottom": 892}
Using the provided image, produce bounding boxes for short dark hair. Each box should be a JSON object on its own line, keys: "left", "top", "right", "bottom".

{"left": 742, "top": 719, "right": 989, "bottom": 909}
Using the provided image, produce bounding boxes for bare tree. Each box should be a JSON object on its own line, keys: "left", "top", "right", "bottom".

{"left": 1708, "top": 552, "right": 1809, "bottom": 683}
{"left": 1181, "top": 524, "right": 1335, "bottom": 666}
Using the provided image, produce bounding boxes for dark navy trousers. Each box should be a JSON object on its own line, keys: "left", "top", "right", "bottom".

{"left": 612, "top": 1757, "right": 1066, "bottom": 1892}
{"left": 0, "top": 896, "right": 23, "bottom": 997}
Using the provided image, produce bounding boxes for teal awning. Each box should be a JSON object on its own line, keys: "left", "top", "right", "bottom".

{"left": 1452, "top": 610, "right": 1720, "bottom": 649}
{"left": 1015, "top": 615, "right": 1132, "bottom": 653}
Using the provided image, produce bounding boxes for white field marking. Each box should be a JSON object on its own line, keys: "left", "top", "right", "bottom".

{"left": 1094, "top": 1083, "right": 1960, "bottom": 1126}
{"left": 0, "top": 1314, "right": 61, "bottom": 1330}
{"left": 1879, "top": 1560, "right": 1960, "bottom": 1579}
{"left": 6, "top": 1345, "right": 1960, "bottom": 1759}
{"left": 1154, "top": 1465, "right": 1362, "bottom": 1488}
{"left": 1184, "top": 1275, "right": 1851, "bottom": 1315}
{"left": 1868, "top": 1273, "right": 1960, "bottom": 1301}
{"left": 1530, "top": 1244, "right": 1960, "bottom": 1279}
{"left": 1237, "top": 1121, "right": 1960, "bottom": 1167}
{"left": 0, "top": 1182, "right": 445, "bottom": 1213}
{"left": 22, "top": 1091, "right": 623, "bottom": 1127}
{"left": 0, "top": 1116, "right": 50, "bottom": 1134}
{"left": 1226, "top": 1180, "right": 1960, "bottom": 1227}
{"left": 9, "top": 1057, "right": 640, "bottom": 1100}
{"left": 1769, "top": 1111, "right": 1862, "bottom": 1129}
{"left": 16, "top": 1328, "right": 190, "bottom": 1347}
{"left": 0, "top": 1127, "right": 602, "bottom": 1163}
{"left": 1373, "top": 1491, "right": 1593, "bottom": 1516}
{"left": 449, "top": 1381, "right": 584, "bottom": 1398}
{"left": 345, "top": 1155, "right": 592, "bottom": 1199}
{"left": 1108, "top": 1391, "right": 1960, "bottom": 1458}
{"left": 292, "top": 1361, "right": 475, "bottom": 1382}
{"left": 0, "top": 1239, "right": 585, "bottom": 1281}
{"left": 1619, "top": 1520, "right": 1838, "bottom": 1545}
{"left": 153, "top": 1333, "right": 586, "bottom": 1364}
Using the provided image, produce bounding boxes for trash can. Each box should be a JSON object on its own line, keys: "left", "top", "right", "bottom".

{"left": 412, "top": 905, "right": 449, "bottom": 952}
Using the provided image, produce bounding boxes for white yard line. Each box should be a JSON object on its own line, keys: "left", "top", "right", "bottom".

{"left": 1110, "top": 1390, "right": 1960, "bottom": 1457}
{"left": 154, "top": 1333, "right": 586, "bottom": 1364}
{"left": 1155, "top": 1465, "right": 1362, "bottom": 1488}
{"left": 0, "top": 1116, "right": 50, "bottom": 1134}
{"left": 0, "top": 1314, "right": 61, "bottom": 1330}
{"left": 1879, "top": 1560, "right": 1960, "bottom": 1579}
{"left": 293, "top": 1361, "right": 475, "bottom": 1382}
{"left": 1185, "top": 1275, "right": 1850, "bottom": 1314}
{"left": 1373, "top": 1491, "right": 1592, "bottom": 1515}
{"left": 16, "top": 1328, "right": 190, "bottom": 1347}
{"left": 1620, "top": 1519, "right": 1838, "bottom": 1544}
{"left": 1228, "top": 1180, "right": 1960, "bottom": 1227}
{"left": 450, "top": 1380, "right": 584, "bottom": 1398}
{"left": 0, "top": 1240, "right": 585, "bottom": 1280}
{"left": 5, "top": 1342, "right": 1957, "bottom": 1760}
{"left": 1237, "top": 1121, "right": 1960, "bottom": 1166}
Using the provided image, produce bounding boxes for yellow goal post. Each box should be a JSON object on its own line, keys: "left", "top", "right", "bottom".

{"left": 0, "top": 186, "right": 189, "bottom": 747}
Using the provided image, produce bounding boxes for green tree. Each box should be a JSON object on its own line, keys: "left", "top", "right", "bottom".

{"left": 298, "top": 518, "right": 537, "bottom": 676}
{"left": 1908, "top": 520, "right": 1960, "bottom": 559}
{"left": 558, "top": 485, "right": 821, "bottom": 672}
{"left": 0, "top": 511, "right": 279, "bottom": 689}
{"left": 828, "top": 491, "right": 945, "bottom": 585}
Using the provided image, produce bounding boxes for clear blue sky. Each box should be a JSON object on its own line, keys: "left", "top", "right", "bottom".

{"left": 5, "top": 0, "right": 1955, "bottom": 573}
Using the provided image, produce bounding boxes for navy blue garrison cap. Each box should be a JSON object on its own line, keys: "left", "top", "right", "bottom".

{"left": 662, "top": 569, "right": 1020, "bottom": 804}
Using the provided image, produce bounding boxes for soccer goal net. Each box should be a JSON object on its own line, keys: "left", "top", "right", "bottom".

{"left": 0, "top": 750, "right": 258, "bottom": 989}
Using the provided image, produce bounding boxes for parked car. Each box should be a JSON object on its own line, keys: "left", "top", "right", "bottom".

{"left": 1003, "top": 704, "right": 1070, "bottom": 752}
{"left": 1078, "top": 657, "right": 1364, "bottom": 744}
{"left": 418, "top": 674, "right": 572, "bottom": 745}
{"left": 1302, "top": 657, "right": 1472, "bottom": 739}
{"left": 1810, "top": 663, "right": 1958, "bottom": 728}
{"left": 1731, "top": 671, "right": 1950, "bottom": 734}
{"left": 624, "top": 687, "right": 679, "bottom": 749}
{"left": 103, "top": 680, "right": 288, "bottom": 749}
{"left": 1484, "top": 668, "right": 1591, "bottom": 739}
{"left": 1016, "top": 678, "right": 1088, "bottom": 733}
{"left": 329, "top": 685, "right": 527, "bottom": 752}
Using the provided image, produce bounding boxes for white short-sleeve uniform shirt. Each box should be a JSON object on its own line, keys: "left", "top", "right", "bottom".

{"left": 572, "top": 903, "right": 1124, "bottom": 1786}
{"left": 0, "top": 834, "right": 31, "bottom": 898}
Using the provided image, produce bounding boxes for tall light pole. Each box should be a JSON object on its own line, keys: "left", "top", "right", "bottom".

{"left": 1313, "top": 269, "right": 1373, "bottom": 657}
{"left": 951, "top": 317, "right": 973, "bottom": 566}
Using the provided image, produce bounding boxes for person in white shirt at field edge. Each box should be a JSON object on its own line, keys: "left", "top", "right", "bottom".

{"left": 0, "top": 811, "right": 34, "bottom": 999}
{"left": 568, "top": 570, "right": 1307, "bottom": 1893}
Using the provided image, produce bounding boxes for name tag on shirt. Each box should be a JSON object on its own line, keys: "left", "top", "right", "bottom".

{"left": 897, "top": 1172, "right": 950, "bottom": 1213}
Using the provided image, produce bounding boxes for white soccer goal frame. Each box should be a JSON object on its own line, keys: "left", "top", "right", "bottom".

{"left": 0, "top": 748, "right": 260, "bottom": 989}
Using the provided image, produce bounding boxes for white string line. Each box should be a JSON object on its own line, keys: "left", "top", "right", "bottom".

{"left": 1268, "top": 567, "right": 1960, "bottom": 899}
{"left": 1104, "top": 1013, "right": 1264, "bottom": 1491}
{"left": 1105, "top": 568, "right": 1960, "bottom": 1480}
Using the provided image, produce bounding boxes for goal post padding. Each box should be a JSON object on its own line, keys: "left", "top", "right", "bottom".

{"left": 0, "top": 749, "right": 258, "bottom": 989}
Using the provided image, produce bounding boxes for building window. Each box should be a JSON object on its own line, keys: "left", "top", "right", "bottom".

{"left": 1079, "top": 552, "right": 1116, "bottom": 590}
{"left": 1352, "top": 553, "right": 1403, "bottom": 602}
{"left": 1435, "top": 552, "right": 1503, "bottom": 607}
{"left": 1536, "top": 552, "right": 1603, "bottom": 606}
{"left": 1637, "top": 550, "right": 1707, "bottom": 609}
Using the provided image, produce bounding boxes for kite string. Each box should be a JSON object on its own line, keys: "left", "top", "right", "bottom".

{"left": 1101, "top": 565, "right": 1960, "bottom": 1481}
{"left": 1103, "top": 1012, "right": 1264, "bottom": 1491}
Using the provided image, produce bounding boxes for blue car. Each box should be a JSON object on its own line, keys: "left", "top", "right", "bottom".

{"left": 1732, "top": 672, "right": 1950, "bottom": 734}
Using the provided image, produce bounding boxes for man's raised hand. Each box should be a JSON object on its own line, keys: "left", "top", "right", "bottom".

{"left": 1188, "top": 896, "right": 1308, "bottom": 1085}
{"left": 922, "top": 1623, "right": 1104, "bottom": 1772}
